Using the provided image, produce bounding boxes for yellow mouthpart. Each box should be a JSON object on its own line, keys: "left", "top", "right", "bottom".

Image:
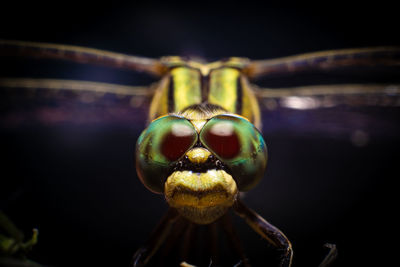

{"left": 164, "top": 169, "right": 238, "bottom": 224}
{"left": 185, "top": 147, "right": 211, "bottom": 164}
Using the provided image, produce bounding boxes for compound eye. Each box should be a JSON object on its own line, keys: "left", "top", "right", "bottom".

{"left": 161, "top": 123, "right": 197, "bottom": 161}
{"left": 202, "top": 121, "right": 240, "bottom": 159}
{"left": 136, "top": 115, "right": 198, "bottom": 194}
{"left": 200, "top": 114, "right": 268, "bottom": 192}
{"left": 137, "top": 115, "right": 197, "bottom": 164}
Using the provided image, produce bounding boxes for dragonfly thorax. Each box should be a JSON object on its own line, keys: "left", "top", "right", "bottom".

{"left": 148, "top": 61, "right": 261, "bottom": 129}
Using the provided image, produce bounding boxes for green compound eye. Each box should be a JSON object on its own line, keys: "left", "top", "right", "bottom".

{"left": 200, "top": 114, "right": 268, "bottom": 191}
{"left": 136, "top": 115, "right": 198, "bottom": 193}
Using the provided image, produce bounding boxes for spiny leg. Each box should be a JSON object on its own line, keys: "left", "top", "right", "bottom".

{"left": 233, "top": 199, "right": 293, "bottom": 267}
{"left": 206, "top": 222, "right": 219, "bottom": 265}
{"left": 219, "top": 213, "right": 250, "bottom": 267}
{"left": 180, "top": 222, "right": 195, "bottom": 262}
{"left": 318, "top": 243, "right": 337, "bottom": 267}
{"left": 131, "top": 208, "right": 180, "bottom": 267}
{"left": 159, "top": 217, "right": 189, "bottom": 267}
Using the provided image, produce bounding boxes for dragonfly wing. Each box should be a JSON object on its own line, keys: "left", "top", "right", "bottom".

{"left": 0, "top": 40, "right": 165, "bottom": 76}
{"left": 245, "top": 47, "right": 400, "bottom": 79}
{"left": 256, "top": 84, "right": 400, "bottom": 144}
{"left": 0, "top": 78, "right": 152, "bottom": 128}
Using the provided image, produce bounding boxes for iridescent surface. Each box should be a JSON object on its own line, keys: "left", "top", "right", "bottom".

{"left": 1, "top": 3, "right": 399, "bottom": 267}
{"left": 200, "top": 114, "right": 268, "bottom": 191}
{"left": 136, "top": 115, "right": 198, "bottom": 193}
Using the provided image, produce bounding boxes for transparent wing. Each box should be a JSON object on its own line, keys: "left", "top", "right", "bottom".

{"left": 0, "top": 40, "right": 165, "bottom": 76}
{"left": 245, "top": 47, "right": 400, "bottom": 79}
{"left": 0, "top": 40, "right": 159, "bottom": 127}
{"left": 0, "top": 78, "right": 152, "bottom": 127}
{"left": 0, "top": 78, "right": 150, "bottom": 96}
{"left": 256, "top": 84, "right": 400, "bottom": 98}
{"left": 256, "top": 83, "right": 400, "bottom": 145}
{"left": 256, "top": 83, "right": 400, "bottom": 108}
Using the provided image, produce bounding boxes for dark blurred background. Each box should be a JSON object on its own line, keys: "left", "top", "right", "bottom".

{"left": 0, "top": 1, "right": 399, "bottom": 267}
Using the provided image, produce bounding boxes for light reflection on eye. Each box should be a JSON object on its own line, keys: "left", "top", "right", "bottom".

{"left": 209, "top": 121, "right": 234, "bottom": 136}
{"left": 202, "top": 121, "right": 240, "bottom": 159}
{"left": 171, "top": 123, "right": 194, "bottom": 137}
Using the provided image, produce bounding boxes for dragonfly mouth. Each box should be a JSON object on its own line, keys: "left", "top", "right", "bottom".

{"left": 164, "top": 169, "right": 238, "bottom": 224}
{"left": 170, "top": 153, "right": 226, "bottom": 174}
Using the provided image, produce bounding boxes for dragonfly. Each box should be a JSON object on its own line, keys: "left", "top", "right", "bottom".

{"left": 0, "top": 40, "right": 399, "bottom": 267}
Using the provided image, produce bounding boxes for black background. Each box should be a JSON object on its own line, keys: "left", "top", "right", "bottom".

{"left": 1, "top": 1, "right": 399, "bottom": 267}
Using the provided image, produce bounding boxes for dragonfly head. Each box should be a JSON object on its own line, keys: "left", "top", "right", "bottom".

{"left": 135, "top": 110, "right": 267, "bottom": 224}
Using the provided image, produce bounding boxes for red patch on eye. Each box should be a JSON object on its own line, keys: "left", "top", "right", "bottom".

{"left": 204, "top": 122, "right": 240, "bottom": 159}
{"left": 161, "top": 125, "right": 195, "bottom": 161}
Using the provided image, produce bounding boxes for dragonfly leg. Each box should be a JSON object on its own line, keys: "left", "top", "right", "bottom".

{"left": 206, "top": 222, "right": 219, "bottom": 265}
{"left": 158, "top": 217, "right": 189, "bottom": 267}
{"left": 180, "top": 222, "right": 195, "bottom": 261}
{"left": 318, "top": 243, "right": 337, "bottom": 267}
{"left": 131, "top": 208, "right": 180, "bottom": 267}
{"left": 219, "top": 213, "right": 250, "bottom": 267}
{"left": 233, "top": 199, "right": 293, "bottom": 267}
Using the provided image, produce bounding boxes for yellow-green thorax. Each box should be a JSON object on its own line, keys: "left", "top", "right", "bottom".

{"left": 148, "top": 57, "right": 261, "bottom": 129}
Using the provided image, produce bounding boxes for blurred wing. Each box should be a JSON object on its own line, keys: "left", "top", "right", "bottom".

{"left": 256, "top": 84, "right": 400, "bottom": 144}
{"left": 256, "top": 83, "right": 400, "bottom": 103}
{"left": 0, "top": 78, "right": 152, "bottom": 127}
{"left": 0, "top": 40, "right": 165, "bottom": 76}
{"left": 245, "top": 47, "right": 400, "bottom": 79}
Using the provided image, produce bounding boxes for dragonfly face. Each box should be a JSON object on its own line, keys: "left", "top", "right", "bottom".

{"left": 1, "top": 40, "right": 399, "bottom": 267}
{"left": 136, "top": 112, "right": 267, "bottom": 224}
{"left": 136, "top": 58, "right": 268, "bottom": 223}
